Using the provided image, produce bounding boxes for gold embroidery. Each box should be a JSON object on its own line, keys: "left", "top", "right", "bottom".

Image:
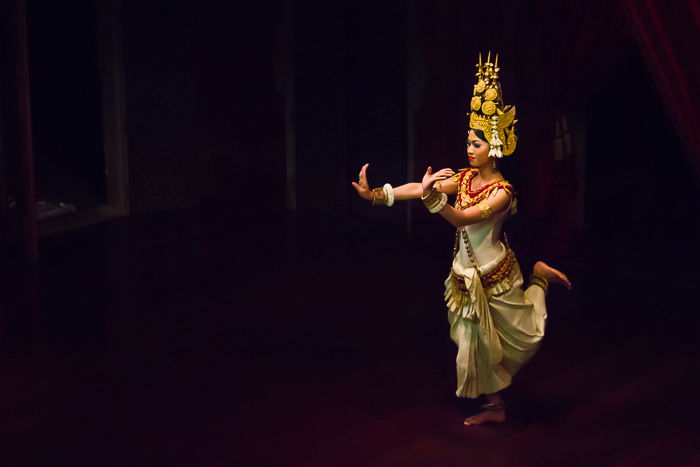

{"left": 454, "top": 169, "right": 513, "bottom": 210}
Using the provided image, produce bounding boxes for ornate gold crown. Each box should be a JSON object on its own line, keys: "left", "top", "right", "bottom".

{"left": 468, "top": 52, "right": 517, "bottom": 158}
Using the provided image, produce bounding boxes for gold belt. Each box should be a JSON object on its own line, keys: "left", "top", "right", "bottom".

{"left": 451, "top": 248, "right": 516, "bottom": 291}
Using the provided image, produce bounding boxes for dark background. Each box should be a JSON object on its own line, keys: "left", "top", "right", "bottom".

{"left": 0, "top": 0, "right": 699, "bottom": 465}
{"left": 3, "top": 0, "right": 698, "bottom": 241}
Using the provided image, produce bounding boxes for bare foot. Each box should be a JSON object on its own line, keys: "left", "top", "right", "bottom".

{"left": 533, "top": 261, "right": 572, "bottom": 290}
{"left": 463, "top": 408, "right": 506, "bottom": 426}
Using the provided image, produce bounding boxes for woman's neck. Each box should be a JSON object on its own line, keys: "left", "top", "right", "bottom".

{"left": 477, "top": 164, "right": 502, "bottom": 182}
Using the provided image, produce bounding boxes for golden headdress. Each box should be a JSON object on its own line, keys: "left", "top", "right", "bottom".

{"left": 468, "top": 52, "right": 517, "bottom": 158}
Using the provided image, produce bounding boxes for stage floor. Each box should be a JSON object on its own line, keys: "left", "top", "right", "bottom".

{"left": 1, "top": 207, "right": 698, "bottom": 466}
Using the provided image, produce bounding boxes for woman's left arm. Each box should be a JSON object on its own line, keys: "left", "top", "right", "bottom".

{"left": 436, "top": 189, "right": 511, "bottom": 227}
{"left": 421, "top": 166, "right": 511, "bottom": 227}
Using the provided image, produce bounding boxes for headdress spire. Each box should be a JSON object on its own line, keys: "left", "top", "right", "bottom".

{"left": 468, "top": 52, "right": 518, "bottom": 157}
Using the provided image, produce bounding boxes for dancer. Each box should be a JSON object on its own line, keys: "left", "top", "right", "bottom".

{"left": 352, "top": 52, "right": 570, "bottom": 426}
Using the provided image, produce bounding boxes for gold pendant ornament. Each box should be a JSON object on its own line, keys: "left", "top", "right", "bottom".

{"left": 467, "top": 52, "right": 518, "bottom": 158}
{"left": 471, "top": 96, "right": 482, "bottom": 111}
{"left": 482, "top": 101, "right": 496, "bottom": 116}
{"left": 484, "top": 88, "right": 498, "bottom": 101}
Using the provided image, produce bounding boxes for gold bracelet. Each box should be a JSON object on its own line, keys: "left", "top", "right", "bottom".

{"left": 371, "top": 187, "right": 387, "bottom": 206}
{"left": 422, "top": 189, "right": 447, "bottom": 213}
{"left": 421, "top": 189, "right": 439, "bottom": 208}
{"left": 477, "top": 202, "right": 492, "bottom": 219}
{"left": 420, "top": 189, "right": 436, "bottom": 201}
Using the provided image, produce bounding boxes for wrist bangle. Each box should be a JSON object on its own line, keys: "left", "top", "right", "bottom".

{"left": 431, "top": 192, "right": 448, "bottom": 213}
{"left": 420, "top": 189, "right": 434, "bottom": 201}
{"left": 371, "top": 187, "right": 387, "bottom": 206}
{"left": 421, "top": 189, "right": 447, "bottom": 213}
{"left": 383, "top": 184, "right": 395, "bottom": 207}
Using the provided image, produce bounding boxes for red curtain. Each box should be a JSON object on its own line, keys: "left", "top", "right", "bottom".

{"left": 503, "top": 2, "right": 631, "bottom": 256}
{"left": 621, "top": 0, "right": 700, "bottom": 179}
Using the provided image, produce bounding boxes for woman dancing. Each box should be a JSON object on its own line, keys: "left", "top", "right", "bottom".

{"left": 351, "top": 53, "right": 570, "bottom": 426}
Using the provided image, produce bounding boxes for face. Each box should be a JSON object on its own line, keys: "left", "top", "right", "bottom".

{"left": 466, "top": 130, "right": 490, "bottom": 168}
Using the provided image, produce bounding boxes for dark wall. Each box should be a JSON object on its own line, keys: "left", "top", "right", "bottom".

{"left": 194, "top": 1, "right": 285, "bottom": 208}
{"left": 27, "top": 0, "right": 105, "bottom": 204}
{"left": 122, "top": 1, "right": 288, "bottom": 213}
{"left": 294, "top": 1, "right": 407, "bottom": 221}
{"left": 122, "top": 0, "right": 198, "bottom": 213}
{"left": 95, "top": 0, "right": 700, "bottom": 240}
{"left": 0, "top": 1, "right": 20, "bottom": 200}
{"left": 121, "top": 0, "right": 409, "bottom": 218}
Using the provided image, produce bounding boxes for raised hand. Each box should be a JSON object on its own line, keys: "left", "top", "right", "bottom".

{"left": 351, "top": 163, "right": 373, "bottom": 201}
{"left": 421, "top": 167, "right": 455, "bottom": 195}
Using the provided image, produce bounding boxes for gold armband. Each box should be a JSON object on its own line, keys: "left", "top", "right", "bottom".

{"left": 371, "top": 187, "right": 387, "bottom": 206}
{"left": 477, "top": 202, "right": 492, "bottom": 219}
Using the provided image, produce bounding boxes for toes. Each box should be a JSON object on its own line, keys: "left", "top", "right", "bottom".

{"left": 558, "top": 272, "right": 572, "bottom": 289}
{"left": 534, "top": 262, "right": 572, "bottom": 289}
{"left": 464, "top": 415, "right": 484, "bottom": 426}
{"left": 463, "top": 410, "right": 507, "bottom": 426}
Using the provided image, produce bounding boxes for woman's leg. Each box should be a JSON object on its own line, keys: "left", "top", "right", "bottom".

{"left": 462, "top": 263, "right": 570, "bottom": 427}
{"left": 533, "top": 261, "right": 571, "bottom": 289}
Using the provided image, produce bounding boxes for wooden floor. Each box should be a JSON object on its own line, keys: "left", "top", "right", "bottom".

{"left": 1, "top": 207, "right": 698, "bottom": 466}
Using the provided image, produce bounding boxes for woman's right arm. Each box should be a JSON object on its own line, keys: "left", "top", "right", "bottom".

{"left": 392, "top": 182, "right": 422, "bottom": 200}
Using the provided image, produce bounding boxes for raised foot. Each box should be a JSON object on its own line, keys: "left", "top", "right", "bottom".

{"left": 533, "top": 261, "right": 572, "bottom": 290}
{"left": 463, "top": 408, "right": 506, "bottom": 426}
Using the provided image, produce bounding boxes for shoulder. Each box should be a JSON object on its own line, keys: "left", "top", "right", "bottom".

{"left": 450, "top": 168, "right": 476, "bottom": 182}
{"left": 451, "top": 168, "right": 477, "bottom": 183}
{"left": 491, "top": 179, "right": 514, "bottom": 196}
{"left": 488, "top": 180, "right": 517, "bottom": 215}
{"left": 487, "top": 186, "right": 512, "bottom": 202}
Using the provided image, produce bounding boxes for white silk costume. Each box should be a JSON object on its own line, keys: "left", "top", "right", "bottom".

{"left": 444, "top": 169, "right": 546, "bottom": 399}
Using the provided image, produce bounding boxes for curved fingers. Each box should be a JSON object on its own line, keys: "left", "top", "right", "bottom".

{"left": 358, "top": 163, "right": 370, "bottom": 189}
